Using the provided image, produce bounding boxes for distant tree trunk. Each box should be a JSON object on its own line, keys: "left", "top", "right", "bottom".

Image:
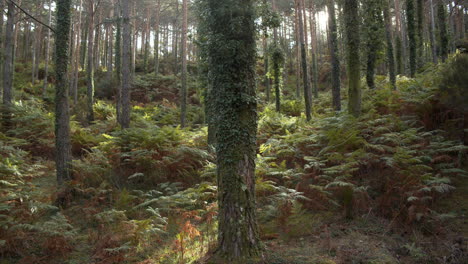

{"left": 55, "top": 0, "right": 73, "bottom": 185}
{"left": 429, "top": 0, "right": 438, "bottom": 64}
{"left": 0, "top": 0, "right": 4, "bottom": 92}
{"left": 143, "top": 8, "right": 150, "bottom": 73}
{"left": 294, "top": 6, "right": 301, "bottom": 99}
{"left": 154, "top": 0, "right": 161, "bottom": 75}
{"left": 180, "top": 0, "right": 188, "bottom": 127}
{"left": 44, "top": 0, "right": 53, "bottom": 97}
{"left": 204, "top": 0, "right": 262, "bottom": 262}
{"left": 296, "top": 0, "right": 312, "bottom": 121}
{"left": 120, "top": 0, "right": 131, "bottom": 129}
{"left": 328, "top": 0, "right": 341, "bottom": 111}
{"left": 344, "top": 0, "right": 361, "bottom": 117}
{"left": 87, "top": 1, "right": 95, "bottom": 123}
{"left": 263, "top": 25, "right": 270, "bottom": 102}
{"left": 383, "top": 0, "right": 396, "bottom": 89}
{"left": 407, "top": 0, "right": 416, "bottom": 77}
{"left": 309, "top": 0, "right": 319, "bottom": 99}
{"left": 364, "top": 0, "right": 383, "bottom": 90}
{"left": 437, "top": 0, "right": 448, "bottom": 62}
{"left": 72, "top": 0, "right": 83, "bottom": 104}
{"left": 115, "top": 0, "right": 122, "bottom": 124}
{"left": 2, "top": 0, "right": 14, "bottom": 129}
{"left": 416, "top": 0, "right": 424, "bottom": 68}
{"left": 106, "top": 7, "right": 114, "bottom": 80}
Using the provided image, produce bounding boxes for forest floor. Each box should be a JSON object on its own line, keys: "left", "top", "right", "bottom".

{"left": 1, "top": 57, "right": 468, "bottom": 264}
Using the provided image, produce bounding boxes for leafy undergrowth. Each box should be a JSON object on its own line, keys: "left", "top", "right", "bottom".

{"left": 1, "top": 57, "right": 467, "bottom": 263}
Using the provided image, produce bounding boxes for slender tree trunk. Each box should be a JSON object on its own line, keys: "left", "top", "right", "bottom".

{"left": 121, "top": 0, "right": 131, "bottom": 129}
{"left": 180, "top": 0, "right": 188, "bottom": 127}
{"left": 429, "top": 0, "right": 438, "bottom": 64}
{"left": 328, "top": 0, "right": 341, "bottom": 111}
{"left": 344, "top": 0, "right": 361, "bottom": 117}
{"left": 407, "top": 0, "right": 417, "bottom": 77}
{"left": 294, "top": 6, "right": 301, "bottom": 99}
{"left": 204, "top": 0, "right": 262, "bottom": 262}
{"left": 44, "top": 0, "right": 53, "bottom": 97}
{"left": 416, "top": 0, "right": 424, "bottom": 68}
{"left": 87, "top": 1, "right": 95, "bottom": 123}
{"left": 154, "top": 0, "right": 161, "bottom": 75}
{"left": 297, "top": 0, "right": 312, "bottom": 121}
{"left": 115, "top": 0, "right": 122, "bottom": 124}
{"left": 72, "top": 0, "right": 83, "bottom": 104}
{"left": 2, "top": 1, "right": 15, "bottom": 129}
{"left": 107, "top": 8, "right": 114, "bottom": 80}
{"left": 55, "top": 0, "right": 73, "bottom": 185}
{"left": 364, "top": 0, "right": 383, "bottom": 90}
{"left": 0, "top": 0, "right": 4, "bottom": 94}
{"left": 309, "top": 0, "right": 319, "bottom": 99}
{"left": 438, "top": 0, "right": 448, "bottom": 62}
{"left": 144, "top": 8, "right": 150, "bottom": 73}
{"left": 384, "top": 0, "right": 396, "bottom": 89}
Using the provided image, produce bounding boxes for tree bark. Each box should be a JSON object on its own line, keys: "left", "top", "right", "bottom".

{"left": 55, "top": 0, "right": 73, "bottom": 185}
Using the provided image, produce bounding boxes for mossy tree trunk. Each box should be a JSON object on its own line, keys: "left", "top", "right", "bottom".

{"left": 328, "top": 0, "right": 341, "bottom": 111}
{"left": 204, "top": 0, "right": 262, "bottom": 262}
{"left": 2, "top": 0, "right": 14, "bottom": 129}
{"left": 120, "top": 0, "right": 131, "bottom": 129}
{"left": 296, "top": 0, "right": 312, "bottom": 121}
{"left": 55, "top": 0, "right": 73, "bottom": 185}
{"left": 407, "top": 0, "right": 417, "bottom": 77}
{"left": 344, "top": 0, "right": 361, "bottom": 117}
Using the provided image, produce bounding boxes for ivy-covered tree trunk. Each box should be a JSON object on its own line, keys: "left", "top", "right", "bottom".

{"left": 87, "top": 1, "right": 95, "bottom": 123}
{"left": 272, "top": 46, "right": 284, "bottom": 113}
{"left": 328, "top": 0, "right": 341, "bottom": 111}
{"left": 2, "top": 0, "right": 14, "bottom": 129}
{"left": 55, "top": 0, "right": 73, "bottom": 185}
{"left": 437, "top": 0, "right": 448, "bottom": 62}
{"left": 120, "top": 0, "right": 131, "bottom": 129}
{"left": 364, "top": 0, "right": 383, "bottom": 90}
{"left": 296, "top": 0, "right": 312, "bottom": 121}
{"left": 180, "top": 0, "right": 188, "bottom": 127}
{"left": 383, "top": 0, "right": 396, "bottom": 89}
{"left": 406, "top": 0, "right": 416, "bottom": 77}
{"left": 204, "top": 0, "right": 262, "bottom": 262}
{"left": 344, "top": 0, "right": 361, "bottom": 117}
